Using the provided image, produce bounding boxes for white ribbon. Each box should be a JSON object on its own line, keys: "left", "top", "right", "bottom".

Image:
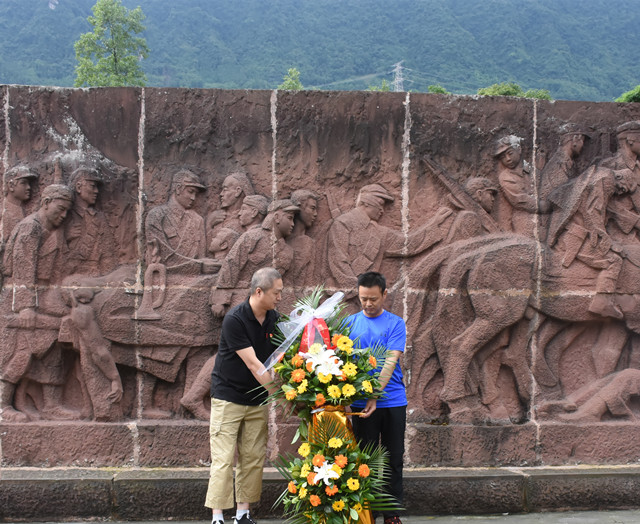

{"left": 261, "top": 291, "right": 345, "bottom": 373}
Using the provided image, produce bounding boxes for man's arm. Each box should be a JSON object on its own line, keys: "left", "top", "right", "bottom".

{"left": 236, "top": 346, "right": 277, "bottom": 394}
{"left": 360, "top": 349, "right": 404, "bottom": 418}
{"left": 378, "top": 349, "right": 403, "bottom": 390}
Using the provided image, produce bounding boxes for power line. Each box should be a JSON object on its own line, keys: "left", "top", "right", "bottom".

{"left": 392, "top": 61, "right": 404, "bottom": 92}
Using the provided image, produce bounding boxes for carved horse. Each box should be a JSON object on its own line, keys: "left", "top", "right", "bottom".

{"left": 403, "top": 232, "right": 640, "bottom": 420}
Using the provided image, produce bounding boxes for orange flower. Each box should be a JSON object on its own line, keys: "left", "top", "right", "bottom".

{"left": 315, "top": 393, "right": 326, "bottom": 407}
{"left": 291, "top": 368, "right": 306, "bottom": 383}
{"left": 358, "top": 464, "right": 370, "bottom": 478}
{"left": 288, "top": 481, "right": 297, "bottom": 494}
{"left": 334, "top": 454, "right": 348, "bottom": 468}
{"left": 339, "top": 372, "right": 347, "bottom": 381}
{"left": 309, "top": 495, "right": 321, "bottom": 507}
{"left": 331, "top": 333, "right": 342, "bottom": 346}
{"left": 368, "top": 355, "right": 377, "bottom": 367}
{"left": 306, "top": 361, "right": 315, "bottom": 373}
{"left": 307, "top": 472, "right": 317, "bottom": 485}
{"left": 312, "top": 454, "right": 325, "bottom": 467}
{"left": 325, "top": 485, "right": 339, "bottom": 496}
{"left": 291, "top": 354, "right": 304, "bottom": 368}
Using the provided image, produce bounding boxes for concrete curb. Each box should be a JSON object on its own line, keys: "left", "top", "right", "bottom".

{"left": 3, "top": 466, "right": 640, "bottom": 521}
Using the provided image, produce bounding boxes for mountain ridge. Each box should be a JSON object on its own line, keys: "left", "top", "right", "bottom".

{"left": 1, "top": 0, "right": 639, "bottom": 101}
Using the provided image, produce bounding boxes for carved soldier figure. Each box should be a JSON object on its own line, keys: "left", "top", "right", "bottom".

{"left": 145, "top": 169, "right": 208, "bottom": 274}
{"left": 65, "top": 166, "right": 117, "bottom": 276}
{"left": 494, "top": 135, "right": 549, "bottom": 236}
{"left": 326, "top": 184, "right": 453, "bottom": 293}
{"left": 2, "top": 165, "right": 38, "bottom": 243}
{"left": 210, "top": 199, "right": 298, "bottom": 317}
{"left": 0, "top": 184, "right": 75, "bottom": 422}
{"left": 539, "top": 124, "right": 590, "bottom": 200}
{"left": 443, "top": 177, "right": 499, "bottom": 243}
{"left": 604, "top": 121, "right": 640, "bottom": 242}
{"left": 288, "top": 189, "right": 319, "bottom": 283}
{"left": 208, "top": 194, "right": 268, "bottom": 259}
{"left": 548, "top": 165, "right": 637, "bottom": 319}
{"left": 206, "top": 171, "right": 255, "bottom": 248}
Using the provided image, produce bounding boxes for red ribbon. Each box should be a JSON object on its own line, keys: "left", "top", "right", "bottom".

{"left": 299, "top": 318, "right": 331, "bottom": 353}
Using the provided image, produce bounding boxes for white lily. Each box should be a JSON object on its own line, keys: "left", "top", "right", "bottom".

{"left": 304, "top": 346, "right": 343, "bottom": 376}
{"left": 313, "top": 460, "right": 340, "bottom": 485}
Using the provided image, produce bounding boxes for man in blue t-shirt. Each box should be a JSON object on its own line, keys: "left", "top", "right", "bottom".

{"left": 348, "top": 271, "right": 406, "bottom": 524}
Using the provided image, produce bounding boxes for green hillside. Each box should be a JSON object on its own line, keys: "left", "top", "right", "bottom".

{"left": 1, "top": 0, "right": 639, "bottom": 101}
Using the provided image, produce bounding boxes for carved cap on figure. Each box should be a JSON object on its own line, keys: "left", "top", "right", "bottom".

{"left": 69, "top": 167, "right": 103, "bottom": 189}
{"left": 243, "top": 194, "right": 269, "bottom": 216}
{"left": 492, "top": 135, "right": 522, "bottom": 157}
{"left": 559, "top": 122, "right": 591, "bottom": 139}
{"left": 4, "top": 165, "right": 38, "bottom": 184}
{"left": 616, "top": 121, "right": 640, "bottom": 138}
{"left": 267, "top": 198, "right": 300, "bottom": 214}
{"left": 465, "top": 177, "right": 498, "bottom": 194}
{"left": 172, "top": 169, "right": 206, "bottom": 191}
{"left": 41, "top": 183, "right": 74, "bottom": 204}
{"left": 357, "top": 184, "right": 394, "bottom": 207}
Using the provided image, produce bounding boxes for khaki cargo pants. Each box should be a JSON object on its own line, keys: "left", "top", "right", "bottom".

{"left": 204, "top": 398, "right": 268, "bottom": 510}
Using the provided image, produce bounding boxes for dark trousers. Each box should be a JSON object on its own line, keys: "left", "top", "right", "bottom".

{"left": 352, "top": 405, "right": 406, "bottom": 517}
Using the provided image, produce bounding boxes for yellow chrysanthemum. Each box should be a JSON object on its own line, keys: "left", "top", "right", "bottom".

{"left": 299, "top": 486, "right": 307, "bottom": 499}
{"left": 331, "top": 463, "right": 343, "bottom": 476}
{"left": 353, "top": 503, "right": 363, "bottom": 513}
{"left": 332, "top": 500, "right": 345, "bottom": 512}
{"left": 328, "top": 437, "right": 344, "bottom": 448}
{"left": 298, "top": 443, "right": 311, "bottom": 458}
{"left": 308, "top": 343, "right": 323, "bottom": 355}
{"left": 327, "top": 385, "right": 342, "bottom": 399}
{"left": 362, "top": 380, "right": 373, "bottom": 394}
{"left": 341, "top": 384, "right": 356, "bottom": 397}
{"left": 347, "top": 478, "right": 360, "bottom": 491}
{"left": 297, "top": 379, "right": 308, "bottom": 394}
{"left": 318, "top": 372, "right": 333, "bottom": 384}
{"left": 300, "top": 463, "right": 311, "bottom": 478}
{"left": 336, "top": 336, "right": 354, "bottom": 354}
{"left": 285, "top": 389, "right": 298, "bottom": 400}
{"left": 341, "top": 362, "right": 358, "bottom": 377}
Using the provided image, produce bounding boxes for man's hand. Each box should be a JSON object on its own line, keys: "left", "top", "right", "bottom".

{"left": 359, "top": 398, "right": 377, "bottom": 418}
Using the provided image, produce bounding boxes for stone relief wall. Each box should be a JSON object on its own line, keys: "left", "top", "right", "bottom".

{"left": 2, "top": 85, "right": 640, "bottom": 467}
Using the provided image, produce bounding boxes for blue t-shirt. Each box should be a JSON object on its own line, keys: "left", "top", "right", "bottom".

{"left": 346, "top": 309, "right": 407, "bottom": 409}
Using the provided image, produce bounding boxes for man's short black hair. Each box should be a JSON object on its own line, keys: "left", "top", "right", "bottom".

{"left": 357, "top": 271, "right": 386, "bottom": 293}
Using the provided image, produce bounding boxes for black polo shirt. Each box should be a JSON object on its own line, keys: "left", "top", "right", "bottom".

{"left": 210, "top": 299, "right": 280, "bottom": 406}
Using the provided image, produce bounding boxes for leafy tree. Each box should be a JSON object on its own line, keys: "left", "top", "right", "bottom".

{"left": 366, "top": 79, "right": 391, "bottom": 92}
{"left": 616, "top": 85, "right": 640, "bottom": 103}
{"left": 278, "top": 68, "right": 304, "bottom": 90}
{"left": 74, "top": 0, "right": 149, "bottom": 87}
{"left": 477, "top": 82, "right": 524, "bottom": 97}
{"left": 478, "top": 82, "right": 552, "bottom": 100}
{"left": 522, "top": 88, "right": 553, "bottom": 100}
{"left": 428, "top": 84, "right": 449, "bottom": 94}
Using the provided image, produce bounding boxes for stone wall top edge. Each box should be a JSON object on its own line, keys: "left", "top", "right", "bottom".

{"left": 0, "top": 84, "right": 626, "bottom": 105}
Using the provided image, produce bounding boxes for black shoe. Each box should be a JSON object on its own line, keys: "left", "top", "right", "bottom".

{"left": 233, "top": 514, "right": 257, "bottom": 524}
{"left": 211, "top": 520, "right": 224, "bottom": 524}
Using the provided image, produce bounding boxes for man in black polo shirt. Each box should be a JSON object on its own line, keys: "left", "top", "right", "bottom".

{"left": 205, "top": 267, "right": 283, "bottom": 524}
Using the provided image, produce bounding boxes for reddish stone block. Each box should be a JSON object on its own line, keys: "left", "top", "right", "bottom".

{"left": 0, "top": 422, "right": 134, "bottom": 466}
